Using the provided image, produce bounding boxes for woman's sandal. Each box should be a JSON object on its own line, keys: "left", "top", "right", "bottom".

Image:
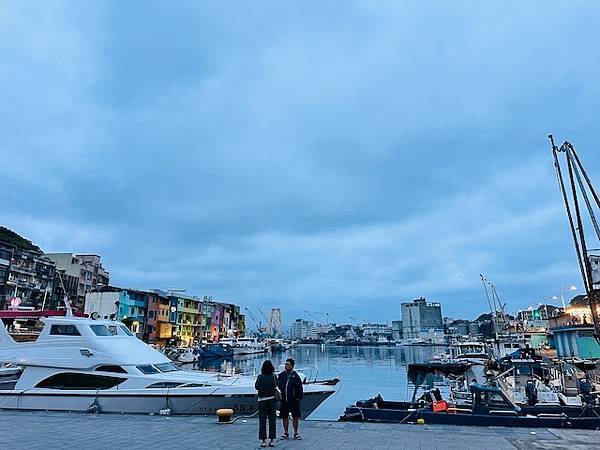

{"left": 280, "top": 433, "right": 289, "bottom": 440}
{"left": 294, "top": 434, "right": 302, "bottom": 440}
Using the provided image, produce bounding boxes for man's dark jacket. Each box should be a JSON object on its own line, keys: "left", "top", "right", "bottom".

{"left": 277, "top": 370, "right": 303, "bottom": 403}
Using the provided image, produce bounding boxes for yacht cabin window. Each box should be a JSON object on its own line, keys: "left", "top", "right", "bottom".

{"left": 49, "top": 325, "right": 81, "bottom": 336}
{"left": 95, "top": 365, "right": 128, "bottom": 374}
{"left": 36, "top": 373, "right": 125, "bottom": 390}
{"left": 145, "top": 382, "right": 184, "bottom": 388}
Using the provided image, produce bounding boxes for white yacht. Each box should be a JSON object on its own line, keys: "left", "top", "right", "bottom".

{"left": 0, "top": 315, "right": 337, "bottom": 416}
{"left": 220, "top": 337, "right": 268, "bottom": 356}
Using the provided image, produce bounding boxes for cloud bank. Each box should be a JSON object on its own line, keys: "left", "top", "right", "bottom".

{"left": 2, "top": 2, "right": 600, "bottom": 324}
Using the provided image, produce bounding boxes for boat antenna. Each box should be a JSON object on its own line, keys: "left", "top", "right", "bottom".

{"left": 56, "top": 271, "right": 74, "bottom": 318}
{"left": 549, "top": 135, "right": 600, "bottom": 338}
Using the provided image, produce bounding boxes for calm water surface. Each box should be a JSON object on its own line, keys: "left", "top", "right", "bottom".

{"left": 188, "top": 344, "right": 447, "bottom": 420}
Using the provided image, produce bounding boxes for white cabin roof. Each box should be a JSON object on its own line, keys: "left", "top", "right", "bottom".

{"left": 0, "top": 316, "right": 169, "bottom": 367}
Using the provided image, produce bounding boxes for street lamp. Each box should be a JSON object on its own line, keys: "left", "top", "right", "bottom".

{"left": 559, "top": 286, "right": 578, "bottom": 310}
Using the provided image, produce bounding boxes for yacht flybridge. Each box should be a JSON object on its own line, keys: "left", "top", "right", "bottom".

{"left": 0, "top": 315, "right": 337, "bottom": 416}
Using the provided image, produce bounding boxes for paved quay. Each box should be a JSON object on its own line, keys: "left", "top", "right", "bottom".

{"left": 1, "top": 411, "right": 599, "bottom": 449}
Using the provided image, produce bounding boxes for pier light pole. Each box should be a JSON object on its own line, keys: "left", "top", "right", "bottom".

{"left": 559, "top": 286, "right": 577, "bottom": 310}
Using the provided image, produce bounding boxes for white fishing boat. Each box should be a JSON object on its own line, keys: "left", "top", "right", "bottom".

{"left": 220, "top": 337, "right": 268, "bottom": 356}
{"left": 0, "top": 313, "right": 337, "bottom": 417}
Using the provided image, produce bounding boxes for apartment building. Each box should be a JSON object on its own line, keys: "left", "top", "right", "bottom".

{"left": 46, "top": 253, "right": 109, "bottom": 310}
{"left": 0, "top": 240, "right": 56, "bottom": 310}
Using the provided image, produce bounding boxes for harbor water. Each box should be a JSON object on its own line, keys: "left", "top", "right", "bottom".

{"left": 188, "top": 343, "right": 447, "bottom": 420}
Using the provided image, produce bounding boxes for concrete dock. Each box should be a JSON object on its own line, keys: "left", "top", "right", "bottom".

{"left": 2, "top": 411, "right": 599, "bottom": 449}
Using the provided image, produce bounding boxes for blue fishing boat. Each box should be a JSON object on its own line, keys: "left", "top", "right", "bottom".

{"left": 197, "top": 343, "right": 234, "bottom": 359}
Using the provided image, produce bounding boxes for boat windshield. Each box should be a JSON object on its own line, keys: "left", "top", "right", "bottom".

{"left": 155, "top": 363, "right": 179, "bottom": 373}
{"left": 90, "top": 325, "right": 113, "bottom": 336}
{"left": 119, "top": 326, "right": 134, "bottom": 336}
{"left": 107, "top": 325, "right": 135, "bottom": 337}
{"left": 478, "top": 391, "right": 510, "bottom": 407}
{"left": 137, "top": 365, "right": 160, "bottom": 374}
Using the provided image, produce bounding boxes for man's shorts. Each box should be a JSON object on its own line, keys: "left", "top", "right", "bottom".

{"left": 279, "top": 400, "right": 301, "bottom": 419}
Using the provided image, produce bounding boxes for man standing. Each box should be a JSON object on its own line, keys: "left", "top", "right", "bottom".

{"left": 579, "top": 377, "right": 594, "bottom": 405}
{"left": 278, "top": 358, "right": 303, "bottom": 440}
{"left": 525, "top": 380, "right": 538, "bottom": 406}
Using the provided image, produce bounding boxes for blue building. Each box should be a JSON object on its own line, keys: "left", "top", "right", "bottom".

{"left": 118, "top": 289, "right": 148, "bottom": 336}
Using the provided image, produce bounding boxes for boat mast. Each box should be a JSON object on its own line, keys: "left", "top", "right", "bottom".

{"left": 549, "top": 135, "right": 600, "bottom": 338}
{"left": 489, "top": 282, "right": 509, "bottom": 335}
{"left": 480, "top": 274, "right": 499, "bottom": 341}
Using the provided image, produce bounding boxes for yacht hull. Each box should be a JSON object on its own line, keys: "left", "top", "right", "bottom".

{"left": 0, "top": 389, "right": 334, "bottom": 417}
{"left": 232, "top": 348, "right": 267, "bottom": 356}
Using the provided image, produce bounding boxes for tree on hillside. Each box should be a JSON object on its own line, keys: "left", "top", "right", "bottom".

{"left": 0, "top": 226, "right": 43, "bottom": 253}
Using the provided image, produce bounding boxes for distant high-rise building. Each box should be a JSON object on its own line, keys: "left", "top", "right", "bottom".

{"left": 401, "top": 297, "right": 443, "bottom": 340}
{"left": 290, "top": 319, "right": 317, "bottom": 340}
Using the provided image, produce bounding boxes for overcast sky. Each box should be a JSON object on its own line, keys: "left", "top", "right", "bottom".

{"left": 2, "top": 2, "right": 600, "bottom": 326}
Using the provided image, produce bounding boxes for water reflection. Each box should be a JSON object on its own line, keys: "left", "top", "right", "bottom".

{"left": 185, "top": 343, "right": 447, "bottom": 420}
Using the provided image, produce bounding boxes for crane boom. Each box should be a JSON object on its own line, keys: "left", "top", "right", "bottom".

{"left": 550, "top": 135, "right": 600, "bottom": 338}
{"left": 256, "top": 306, "right": 269, "bottom": 322}
{"left": 244, "top": 307, "right": 266, "bottom": 335}
{"left": 304, "top": 310, "right": 335, "bottom": 324}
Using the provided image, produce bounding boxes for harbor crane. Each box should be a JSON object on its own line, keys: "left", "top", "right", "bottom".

{"left": 244, "top": 307, "right": 266, "bottom": 336}
{"left": 304, "top": 311, "right": 336, "bottom": 325}
{"left": 349, "top": 316, "right": 360, "bottom": 326}
{"left": 256, "top": 306, "right": 269, "bottom": 324}
{"left": 550, "top": 135, "right": 600, "bottom": 339}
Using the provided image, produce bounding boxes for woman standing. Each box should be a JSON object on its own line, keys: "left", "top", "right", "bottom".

{"left": 255, "top": 360, "right": 278, "bottom": 447}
